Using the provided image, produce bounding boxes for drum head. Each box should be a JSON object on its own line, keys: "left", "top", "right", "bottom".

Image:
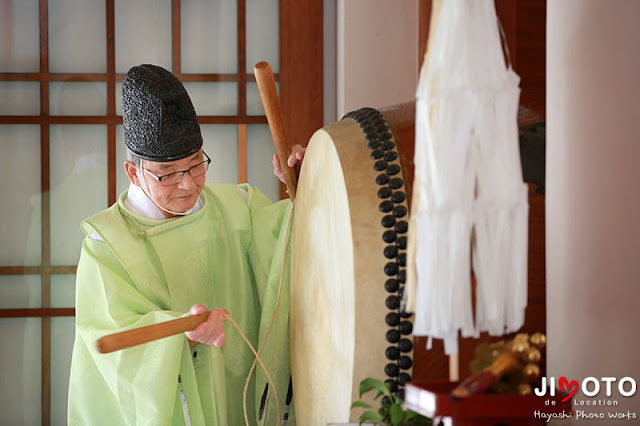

{"left": 290, "top": 127, "right": 356, "bottom": 424}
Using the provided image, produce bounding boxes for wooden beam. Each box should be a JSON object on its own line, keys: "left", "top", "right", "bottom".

{"left": 0, "top": 266, "right": 77, "bottom": 275}
{"left": 0, "top": 115, "right": 268, "bottom": 125}
{"left": 39, "top": 1, "right": 51, "bottom": 423}
{"left": 107, "top": 0, "right": 116, "bottom": 206}
{"left": 238, "top": 124, "right": 247, "bottom": 183}
{"left": 0, "top": 72, "right": 279, "bottom": 82}
{"left": 172, "top": 0, "right": 181, "bottom": 74}
{"left": 238, "top": 0, "right": 247, "bottom": 118}
{"left": 0, "top": 309, "right": 76, "bottom": 318}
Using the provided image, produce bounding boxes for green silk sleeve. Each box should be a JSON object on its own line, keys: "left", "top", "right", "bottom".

{"left": 242, "top": 185, "right": 296, "bottom": 425}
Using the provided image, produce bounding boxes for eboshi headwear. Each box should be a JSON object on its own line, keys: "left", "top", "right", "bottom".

{"left": 122, "top": 64, "right": 203, "bottom": 162}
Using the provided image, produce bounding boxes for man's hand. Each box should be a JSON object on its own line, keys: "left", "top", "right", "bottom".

{"left": 273, "top": 144, "right": 306, "bottom": 184}
{"left": 184, "top": 304, "right": 226, "bottom": 347}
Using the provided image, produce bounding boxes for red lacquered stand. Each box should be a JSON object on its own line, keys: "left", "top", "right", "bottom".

{"left": 404, "top": 381, "right": 572, "bottom": 426}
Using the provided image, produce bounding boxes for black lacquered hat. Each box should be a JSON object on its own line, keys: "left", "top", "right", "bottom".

{"left": 122, "top": 64, "right": 203, "bottom": 162}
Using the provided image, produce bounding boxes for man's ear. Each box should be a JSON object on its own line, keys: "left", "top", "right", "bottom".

{"left": 124, "top": 161, "right": 141, "bottom": 186}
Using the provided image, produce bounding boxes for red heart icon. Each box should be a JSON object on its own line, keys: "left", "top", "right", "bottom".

{"left": 558, "top": 376, "right": 578, "bottom": 402}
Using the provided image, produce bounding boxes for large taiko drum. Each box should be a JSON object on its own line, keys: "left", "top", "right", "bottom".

{"left": 290, "top": 107, "right": 415, "bottom": 424}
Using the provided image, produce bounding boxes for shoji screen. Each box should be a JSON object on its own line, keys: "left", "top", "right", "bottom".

{"left": 0, "top": 0, "right": 289, "bottom": 424}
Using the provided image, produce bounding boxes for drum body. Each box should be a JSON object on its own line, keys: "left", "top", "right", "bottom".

{"left": 290, "top": 108, "right": 413, "bottom": 424}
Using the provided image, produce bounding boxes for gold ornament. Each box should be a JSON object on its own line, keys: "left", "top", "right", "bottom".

{"left": 463, "top": 331, "right": 547, "bottom": 396}
{"left": 523, "top": 363, "right": 541, "bottom": 382}
{"left": 518, "top": 383, "right": 533, "bottom": 395}
{"left": 511, "top": 340, "right": 530, "bottom": 355}
{"left": 524, "top": 347, "right": 541, "bottom": 364}
{"left": 530, "top": 332, "right": 546, "bottom": 349}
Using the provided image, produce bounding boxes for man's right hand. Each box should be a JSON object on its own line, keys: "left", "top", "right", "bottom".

{"left": 184, "top": 304, "right": 226, "bottom": 347}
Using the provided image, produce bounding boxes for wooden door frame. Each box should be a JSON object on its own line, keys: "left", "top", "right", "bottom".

{"left": 279, "top": 0, "right": 324, "bottom": 198}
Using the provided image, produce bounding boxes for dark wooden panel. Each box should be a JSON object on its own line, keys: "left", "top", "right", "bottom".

{"left": 516, "top": 47, "right": 545, "bottom": 82}
{"left": 528, "top": 192, "right": 546, "bottom": 289}
{"left": 523, "top": 302, "right": 546, "bottom": 332}
{"left": 515, "top": 0, "right": 546, "bottom": 121}
{"left": 495, "top": 0, "right": 517, "bottom": 66}
{"left": 382, "top": 102, "right": 416, "bottom": 206}
{"left": 413, "top": 337, "right": 449, "bottom": 381}
{"left": 528, "top": 285, "right": 545, "bottom": 302}
{"left": 418, "top": 0, "right": 432, "bottom": 70}
{"left": 279, "top": 0, "right": 324, "bottom": 198}
{"left": 516, "top": 0, "right": 546, "bottom": 49}
{"left": 520, "top": 82, "right": 546, "bottom": 104}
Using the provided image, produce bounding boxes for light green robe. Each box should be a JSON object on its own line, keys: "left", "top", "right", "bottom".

{"left": 68, "top": 184, "right": 295, "bottom": 426}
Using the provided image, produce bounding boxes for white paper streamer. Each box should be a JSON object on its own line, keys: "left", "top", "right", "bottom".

{"left": 407, "top": 0, "right": 529, "bottom": 355}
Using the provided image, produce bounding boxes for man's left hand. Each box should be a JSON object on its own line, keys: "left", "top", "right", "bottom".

{"left": 273, "top": 144, "right": 306, "bottom": 184}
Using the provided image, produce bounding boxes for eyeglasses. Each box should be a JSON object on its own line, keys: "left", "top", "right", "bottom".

{"left": 142, "top": 151, "right": 211, "bottom": 186}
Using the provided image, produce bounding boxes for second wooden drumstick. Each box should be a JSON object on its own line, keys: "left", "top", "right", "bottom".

{"left": 96, "top": 311, "right": 224, "bottom": 354}
{"left": 254, "top": 61, "right": 298, "bottom": 201}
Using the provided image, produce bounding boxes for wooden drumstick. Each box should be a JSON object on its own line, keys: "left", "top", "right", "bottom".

{"left": 254, "top": 61, "right": 297, "bottom": 201}
{"left": 450, "top": 351, "right": 520, "bottom": 397}
{"left": 96, "top": 310, "right": 227, "bottom": 354}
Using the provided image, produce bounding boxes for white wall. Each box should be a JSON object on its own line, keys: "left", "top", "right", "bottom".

{"left": 336, "top": 0, "right": 419, "bottom": 120}
{"left": 547, "top": 0, "right": 640, "bottom": 420}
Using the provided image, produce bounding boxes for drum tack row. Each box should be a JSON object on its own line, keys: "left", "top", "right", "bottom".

{"left": 342, "top": 108, "right": 414, "bottom": 402}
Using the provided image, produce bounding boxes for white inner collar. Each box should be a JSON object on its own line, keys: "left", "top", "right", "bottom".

{"left": 123, "top": 183, "right": 204, "bottom": 220}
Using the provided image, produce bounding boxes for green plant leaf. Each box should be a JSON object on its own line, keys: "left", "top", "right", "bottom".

{"left": 351, "top": 400, "right": 372, "bottom": 409}
{"left": 375, "top": 388, "right": 392, "bottom": 401}
{"left": 404, "top": 409, "right": 418, "bottom": 421}
{"left": 359, "top": 378, "right": 391, "bottom": 399}
{"left": 359, "top": 410, "right": 384, "bottom": 425}
{"left": 403, "top": 409, "right": 433, "bottom": 425}
{"left": 389, "top": 403, "right": 405, "bottom": 425}
{"left": 359, "top": 378, "right": 377, "bottom": 397}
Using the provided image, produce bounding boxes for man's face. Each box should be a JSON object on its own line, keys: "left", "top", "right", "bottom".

{"left": 132, "top": 150, "right": 207, "bottom": 216}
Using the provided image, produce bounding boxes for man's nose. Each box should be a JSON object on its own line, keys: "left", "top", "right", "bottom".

{"left": 177, "top": 171, "right": 196, "bottom": 189}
